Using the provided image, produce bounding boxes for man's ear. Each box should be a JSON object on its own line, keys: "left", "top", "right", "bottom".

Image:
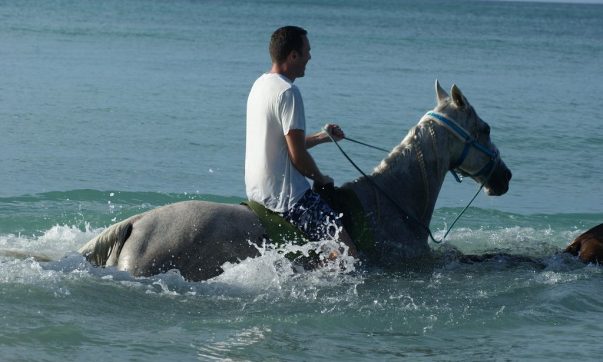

{"left": 289, "top": 50, "right": 298, "bottom": 61}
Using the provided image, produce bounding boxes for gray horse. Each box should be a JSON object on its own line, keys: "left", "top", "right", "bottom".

{"left": 79, "top": 81, "right": 512, "bottom": 281}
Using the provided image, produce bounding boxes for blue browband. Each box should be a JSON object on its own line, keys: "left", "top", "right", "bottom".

{"left": 424, "top": 111, "right": 500, "bottom": 183}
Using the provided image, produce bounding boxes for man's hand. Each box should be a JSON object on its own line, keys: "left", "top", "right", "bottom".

{"left": 314, "top": 174, "right": 334, "bottom": 187}
{"left": 323, "top": 123, "right": 345, "bottom": 142}
{"left": 305, "top": 124, "right": 345, "bottom": 148}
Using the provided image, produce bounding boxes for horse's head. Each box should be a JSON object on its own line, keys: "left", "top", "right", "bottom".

{"left": 565, "top": 223, "right": 603, "bottom": 264}
{"left": 430, "top": 81, "right": 512, "bottom": 196}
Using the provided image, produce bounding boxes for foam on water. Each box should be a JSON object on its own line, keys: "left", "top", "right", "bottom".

{"left": 214, "top": 239, "right": 358, "bottom": 289}
{"left": 0, "top": 224, "right": 101, "bottom": 261}
{"left": 0, "top": 223, "right": 362, "bottom": 302}
{"left": 433, "top": 225, "right": 581, "bottom": 256}
{"left": 0, "top": 221, "right": 592, "bottom": 300}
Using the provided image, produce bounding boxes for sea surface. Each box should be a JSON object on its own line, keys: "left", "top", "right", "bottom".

{"left": 1, "top": 0, "right": 602, "bottom": 360}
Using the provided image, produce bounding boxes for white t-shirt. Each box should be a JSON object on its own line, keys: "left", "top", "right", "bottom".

{"left": 245, "top": 73, "right": 310, "bottom": 213}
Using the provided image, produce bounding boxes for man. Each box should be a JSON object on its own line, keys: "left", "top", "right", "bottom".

{"left": 245, "top": 26, "right": 356, "bottom": 257}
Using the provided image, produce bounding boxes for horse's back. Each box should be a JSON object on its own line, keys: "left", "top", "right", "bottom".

{"left": 97, "top": 200, "right": 266, "bottom": 280}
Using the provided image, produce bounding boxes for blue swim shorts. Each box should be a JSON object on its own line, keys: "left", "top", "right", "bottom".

{"left": 281, "top": 189, "right": 343, "bottom": 241}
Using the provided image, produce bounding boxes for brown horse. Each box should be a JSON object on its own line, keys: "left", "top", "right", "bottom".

{"left": 565, "top": 223, "right": 603, "bottom": 264}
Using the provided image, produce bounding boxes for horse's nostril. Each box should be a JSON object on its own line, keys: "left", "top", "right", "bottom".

{"left": 506, "top": 169, "right": 512, "bottom": 181}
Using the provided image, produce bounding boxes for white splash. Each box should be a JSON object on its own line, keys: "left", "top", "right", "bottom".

{"left": 0, "top": 223, "right": 102, "bottom": 261}
{"left": 212, "top": 237, "right": 358, "bottom": 293}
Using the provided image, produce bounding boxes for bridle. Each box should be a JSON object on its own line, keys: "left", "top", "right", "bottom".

{"left": 422, "top": 111, "right": 500, "bottom": 183}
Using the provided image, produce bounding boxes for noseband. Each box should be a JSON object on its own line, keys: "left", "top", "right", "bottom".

{"left": 422, "top": 111, "right": 500, "bottom": 182}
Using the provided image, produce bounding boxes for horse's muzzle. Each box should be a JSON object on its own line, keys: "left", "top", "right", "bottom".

{"left": 484, "top": 160, "right": 512, "bottom": 196}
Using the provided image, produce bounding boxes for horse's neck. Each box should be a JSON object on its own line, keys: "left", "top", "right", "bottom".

{"left": 344, "top": 121, "right": 451, "bottom": 240}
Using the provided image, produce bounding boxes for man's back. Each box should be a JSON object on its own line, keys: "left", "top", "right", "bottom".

{"left": 245, "top": 73, "right": 310, "bottom": 213}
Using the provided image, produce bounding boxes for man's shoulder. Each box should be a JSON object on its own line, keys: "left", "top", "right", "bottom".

{"left": 253, "top": 73, "right": 296, "bottom": 94}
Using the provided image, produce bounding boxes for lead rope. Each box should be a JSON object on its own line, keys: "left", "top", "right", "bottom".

{"left": 324, "top": 128, "right": 485, "bottom": 244}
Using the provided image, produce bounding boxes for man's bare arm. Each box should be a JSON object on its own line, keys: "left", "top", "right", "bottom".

{"left": 305, "top": 124, "right": 345, "bottom": 149}
{"left": 285, "top": 129, "right": 332, "bottom": 186}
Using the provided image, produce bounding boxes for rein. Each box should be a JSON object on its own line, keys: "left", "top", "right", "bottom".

{"left": 325, "top": 112, "right": 498, "bottom": 244}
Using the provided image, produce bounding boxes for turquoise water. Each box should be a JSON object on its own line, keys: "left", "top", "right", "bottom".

{"left": 1, "top": 0, "right": 602, "bottom": 360}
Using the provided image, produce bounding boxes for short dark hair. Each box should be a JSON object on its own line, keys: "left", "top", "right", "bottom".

{"left": 269, "top": 26, "right": 307, "bottom": 64}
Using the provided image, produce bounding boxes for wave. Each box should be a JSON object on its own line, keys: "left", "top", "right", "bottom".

{"left": 0, "top": 224, "right": 101, "bottom": 261}
{"left": 0, "top": 189, "right": 244, "bottom": 205}
{"left": 0, "top": 226, "right": 361, "bottom": 301}
{"left": 0, "top": 190, "right": 245, "bottom": 234}
{"left": 0, "top": 223, "right": 596, "bottom": 303}
{"left": 1, "top": 189, "right": 600, "bottom": 240}
{"left": 0, "top": 220, "right": 599, "bottom": 326}
{"left": 0, "top": 222, "right": 581, "bottom": 262}
{"left": 2, "top": 189, "right": 600, "bottom": 216}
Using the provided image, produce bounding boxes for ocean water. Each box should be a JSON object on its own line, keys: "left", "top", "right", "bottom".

{"left": 1, "top": 0, "right": 602, "bottom": 360}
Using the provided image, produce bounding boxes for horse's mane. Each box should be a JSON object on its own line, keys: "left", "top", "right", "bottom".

{"left": 373, "top": 124, "right": 426, "bottom": 175}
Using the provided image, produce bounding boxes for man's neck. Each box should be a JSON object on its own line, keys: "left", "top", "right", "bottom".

{"left": 270, "top": 63, "right": 296, "bottom": 83}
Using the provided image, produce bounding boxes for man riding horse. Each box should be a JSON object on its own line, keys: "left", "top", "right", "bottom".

{"left": 245, "top": 26, "right": 357, "bottom": 256}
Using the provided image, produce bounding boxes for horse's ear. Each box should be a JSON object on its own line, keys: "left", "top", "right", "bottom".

{"left": 451, "top": 84, "right": 468, "bottom": 109}
{"left": 435, "top": 80, "right": 448, "bottom": 105}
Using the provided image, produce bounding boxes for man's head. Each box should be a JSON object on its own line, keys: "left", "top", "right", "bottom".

{"left": 269, "top": 26, "right": 311, "bottom": 80}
